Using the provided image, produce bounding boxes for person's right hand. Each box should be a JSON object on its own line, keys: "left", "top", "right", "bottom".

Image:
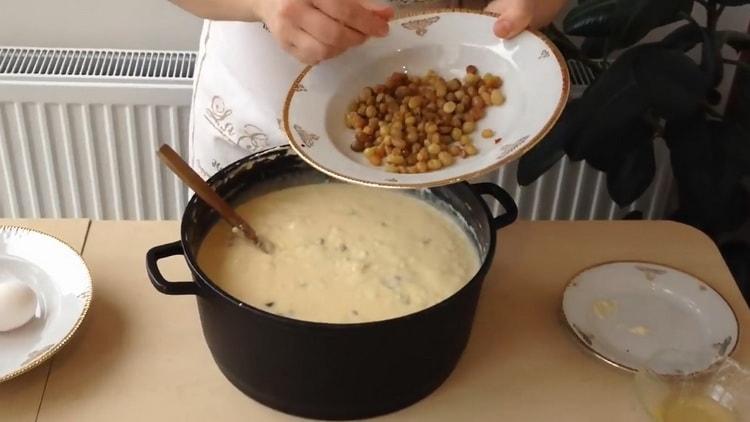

{"left": 256, "top": 0, "right": 394, "bottom": 65}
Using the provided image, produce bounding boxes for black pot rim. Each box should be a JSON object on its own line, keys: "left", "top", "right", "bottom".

{"left": 179, "top": 146, "right": 500, "bottom": 330}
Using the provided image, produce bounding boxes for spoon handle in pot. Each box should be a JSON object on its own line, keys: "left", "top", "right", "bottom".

{"left": 157, "top": 145, "right": 260, "bottom": 244}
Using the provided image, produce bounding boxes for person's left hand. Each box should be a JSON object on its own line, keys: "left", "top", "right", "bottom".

{"left": 485, "top": 0, "right": 567, "bottom": 39}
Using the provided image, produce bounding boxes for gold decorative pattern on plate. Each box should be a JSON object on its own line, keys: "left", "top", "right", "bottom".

{"left": 294, "top": 124, "right": 319, "bottom": 147}
{"left": 293, "top": 82, "right": 307, "bottom": 92}
{"left": 401, "top": 16, "right": 440, "bottom": 36}
{"left": 713, "top": 336, "right": 732, "bottom": 356}
{"left": 635, "top": 265, "right": 668, "bottom": 281}
{"left": 497, "top": 135, "right": 528, "bottom": 159}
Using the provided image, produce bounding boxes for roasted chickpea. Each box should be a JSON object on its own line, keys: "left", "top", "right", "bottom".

{"left": 346, "top": 66, "right": 505, "bottom": 173}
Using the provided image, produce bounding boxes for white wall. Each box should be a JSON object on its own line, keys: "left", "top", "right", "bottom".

{"left": 0, "top": 0, "right": 203, "bottom": 50}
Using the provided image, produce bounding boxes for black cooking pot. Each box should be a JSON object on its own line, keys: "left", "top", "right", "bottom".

{"left": 146, "top": 146, "right": 517, "bottom": 420}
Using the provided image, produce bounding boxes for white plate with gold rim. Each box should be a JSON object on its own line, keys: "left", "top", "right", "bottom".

{"left": 284, "top": 9, "right": 569, "bottom": 188}
{"left": 0, "top": 226, "right": 92, "bottom": 382}
{"left": 562, "top": 261, "right": 738, "bottom": 375}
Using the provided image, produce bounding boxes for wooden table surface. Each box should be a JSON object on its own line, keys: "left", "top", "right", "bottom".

{"left": 1, "top": 219, "right": 748, "bottom": 421}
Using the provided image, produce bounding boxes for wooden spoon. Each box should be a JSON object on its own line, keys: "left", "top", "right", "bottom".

{"left": 157, "top": 145, "right": 273, "bottom": 254}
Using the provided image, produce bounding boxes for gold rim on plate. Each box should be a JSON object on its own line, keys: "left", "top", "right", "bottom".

{"left": 560, "top": 259, "right": 740, "bottom": 373}
{"left": 0, "top": 225, "right": 93, "bottom": 383}
{"left": 283, "top": 8, "right": 571, "bottom": 189}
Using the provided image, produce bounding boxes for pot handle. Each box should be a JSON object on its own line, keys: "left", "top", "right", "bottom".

{"left": 146, "top": 241, "right": 199, "bottom": 296}
{"left": 470, "top": 183, "right": 519, "bottom": 230}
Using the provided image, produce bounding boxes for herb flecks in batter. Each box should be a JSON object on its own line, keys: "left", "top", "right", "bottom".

{"left": 265, "top": 301, "right": 275, "bottom": 308}
{"left": 381, "top": 275, "right": 403, "bottom": 291}
{"left": 196, "top": 183, "right": 480, "bottom": 324}
{"left": 352, "top": 310, "right": 359, "bottom": 316}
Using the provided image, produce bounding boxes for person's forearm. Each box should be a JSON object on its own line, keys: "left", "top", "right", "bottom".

{"left": 170, "top": 0, "right": 262, "bottom": 22}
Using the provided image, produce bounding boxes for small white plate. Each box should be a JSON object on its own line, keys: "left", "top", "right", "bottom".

{"left": 0, "top": 226, "right": 92, "bottom": 382}
{"left": 562, "top": 261, "right": 738, "bottom": 375}
{"left": 284, "top": 9, "right": 570, "bottom": 188}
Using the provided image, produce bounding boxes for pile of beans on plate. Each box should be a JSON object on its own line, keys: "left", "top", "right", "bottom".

{"left": 345, "top": 65, "right": 505, "bottom": 174}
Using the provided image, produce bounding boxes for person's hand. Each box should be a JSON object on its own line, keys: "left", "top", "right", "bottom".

{"left": 256, "top": 0, "right": 394, "bottom": 65}
{"left": 485, "top": 0, "right": 567, "bottom": 39}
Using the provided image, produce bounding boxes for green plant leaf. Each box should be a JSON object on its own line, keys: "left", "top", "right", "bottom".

{"left": 516, "top": 136, "right": 566, "bottom": 186}
{"left": 719, "top": 241, "right": 750, "bottom": 303}
{"left": 565, "top": 45, "right": 652, "bottom": 160}
{"left": 567, "top": 83, "right": 647, "bottom": 160}
{"left": 605, "top": 129, "right": 656, "bottom": 206}
{"left": 612, "top": 0, "right": 694, "bottom": 48}
{"left": 583, "top": 117, "right": 654, "bottom": 172}
{"left": 633, "top": 45, "right": 708, "bottom": 120}
{"left": 622, "top": 210, "right": 644, "bottom": 220}
{"left": 666, "top": 116, "right": 748, "bottom": 237}
{"left": 708, "top": 89, "right": 722, "bottom": 105}
{"left": 715, "top": 30, "right": 750, "bottom": 54}
{"left": 564, "top": 0, "right": 619, "bottom": 37}
{"left": 541, "top": 25, "right": 580, "bottom": 60}
{"left": 707, "top": 122, "right": 749, "bottom": 232}
{"left": 700, "top": 25, "right": 723, "bottom": 87}
{"left": 726, "top": 59, "right": 750, "bottom": 134}
{"left": 566, "top": 0, "right": 693, "bottom": 52}
{"left": 716, "top": 0, "right": 750, "bottom": 6}
{"left": 719, "top": 186, "right": 750, "bottom": 234}
{"left": 716, "top": 123, "right": 750, "bottom": 176}
{"left": 661, "top": 23, "right": 703, "bottom": 51}
{"left": 542, "top": 24, "right": 603, "bottom": 75}
{"left": 517, "top": 100, "right": 585, "bottom": 186}
{"left": 581, "top": 37, "right": 609, "bottom": 59}
{"left": 666, "top": 116, "right": 717, "bottom": 234}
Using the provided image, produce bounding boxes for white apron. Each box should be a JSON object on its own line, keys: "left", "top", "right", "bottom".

{"left": 187, "top": 1, "right": 477, "bottom": 178}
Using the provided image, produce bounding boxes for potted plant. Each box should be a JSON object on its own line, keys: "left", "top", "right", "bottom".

{"left": 520, "top": 0, "right": 750, "bottom": 300}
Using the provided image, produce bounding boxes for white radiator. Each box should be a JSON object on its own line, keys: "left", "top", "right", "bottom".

{"left": 0, "top": 47, "right": 673, "bottom": 221}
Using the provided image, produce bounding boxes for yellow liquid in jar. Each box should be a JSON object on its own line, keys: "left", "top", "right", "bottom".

{"left": 657, "top": 395, "right": 737, "bottom": 422}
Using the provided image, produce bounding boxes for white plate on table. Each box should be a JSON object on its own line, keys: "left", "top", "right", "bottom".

{"left": 0, "top": 226, "right": 92, "bottom": 382}
{"left": 284, "top": 9, "right": 570, "bottom": 188}
{"left": 562, "top": 261, "right": 738, "bottom": 375}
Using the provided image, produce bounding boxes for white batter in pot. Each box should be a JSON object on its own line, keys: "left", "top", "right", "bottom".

{"left": 197, "top": 183, "right": 479, "bottom": 323}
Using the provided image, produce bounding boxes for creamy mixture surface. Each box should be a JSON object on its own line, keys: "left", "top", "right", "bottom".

{"left": 197, "top": 183, "right": 480, "bottom": 323}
